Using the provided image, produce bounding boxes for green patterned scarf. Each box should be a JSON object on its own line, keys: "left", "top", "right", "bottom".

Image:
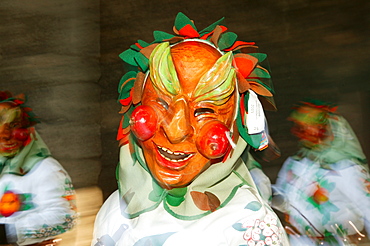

{"left": 117, "top": 137, "right": 258, "bottom": 220}
{"left": 294, "top": 115, "right": 367, "bottom": 170}
{"left": 0, "top": 131, "right": 51, "bottom": 175}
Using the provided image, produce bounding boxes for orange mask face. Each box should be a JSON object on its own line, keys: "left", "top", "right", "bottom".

{"left": 0, "top": 104, "right": 29, "bottom": 157}
{"left": 131, "top": 41, "right": 237, "bottom": 189}
{"left": 290, "top": 106, "right": 330, "bottom": 149}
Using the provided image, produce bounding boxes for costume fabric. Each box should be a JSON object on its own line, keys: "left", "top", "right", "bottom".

{"left": 93, "top": 138, "right": 290, "bottom": 245}
{"left": 0, "top": 132, "right": 77, "bottom": 245}
{"left": 274, "top": 116, "right": 370, "bottom": 245}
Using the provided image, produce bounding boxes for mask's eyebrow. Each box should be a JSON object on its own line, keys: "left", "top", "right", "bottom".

{"left": 0, "top": 107, "right": 21, "bottom": 125}
{"left": 193, "top": 52, "right": 236, "bottom": 106}
{"left": 149, "top": 42, "right": 180, "bottom": 97}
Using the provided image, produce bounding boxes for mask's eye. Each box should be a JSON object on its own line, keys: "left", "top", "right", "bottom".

{"left": 194, "top": 108, "right": 215, "bottom": 117}
{"left": 157, "top": 98, "right": 169, "bottom": 110}
{"left": 9, "top": 121, "right": 21, "bottom": 128}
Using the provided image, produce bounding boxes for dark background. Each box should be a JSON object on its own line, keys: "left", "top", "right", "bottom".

{"left": 1, "top": 0, "right": 369, "bottom": 200}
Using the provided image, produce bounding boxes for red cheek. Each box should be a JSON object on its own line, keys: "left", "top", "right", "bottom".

{"left": 12, "top": 128, "right": 30, "bottom": 142}
{"left": 130, "top": 105, "right": 158, "bottom": 141}
{"left": 196, "top": 121, "right": 231, "bottom": 159}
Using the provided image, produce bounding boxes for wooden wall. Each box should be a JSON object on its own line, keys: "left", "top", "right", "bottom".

{"left": 0, "top": 0, "right": 101, "bottom": 189}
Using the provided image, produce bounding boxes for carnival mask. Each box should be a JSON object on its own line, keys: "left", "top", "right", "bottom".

{"left": 290, "top": 106, "right": 330, "bottom": 149}
{"left": 0, "top": 104, "right": 30, "bottom": 157}
{"left": 130, "top": 41, "right": 237, "bottom": 189}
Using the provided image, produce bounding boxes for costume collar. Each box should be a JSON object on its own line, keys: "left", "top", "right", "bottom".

{"left": 294, "top": 116, "right": 367, "bottom": 170}
{"left": 117, "top": 137, "right": 256, "bottom": 220}
{"left": 0, "top": 131, "right": 51, "bottom": 175}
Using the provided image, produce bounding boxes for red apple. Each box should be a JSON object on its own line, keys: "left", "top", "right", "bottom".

{"left": 196, "top": 121, "right": 231, "bottom": 159}
{"left": 12, "top": 128, "right": 30, "bottom": 142}
{"left": 130, "top": 105, "right": 158, "bottom": 141}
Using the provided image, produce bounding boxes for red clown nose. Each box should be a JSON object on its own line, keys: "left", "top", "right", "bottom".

{"left": 130, "top": 105, "right": 158, "bottom": 141}
{"left": 196, "top": 121, "right": 231, "bottom": 159}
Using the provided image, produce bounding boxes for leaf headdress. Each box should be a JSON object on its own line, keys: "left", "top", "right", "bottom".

{"left": 0, "top": 91, "right": 40, "bottom": 127}
{"left": 117, "top": 12, "right": 276, "bottom": 149}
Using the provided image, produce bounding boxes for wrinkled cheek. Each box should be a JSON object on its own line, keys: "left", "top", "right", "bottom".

{"left": 196, "top": 120, "right": 231, "bottom": 159}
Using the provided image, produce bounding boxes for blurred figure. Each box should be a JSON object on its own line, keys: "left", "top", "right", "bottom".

{"left": 0, "top": 91, "right": 77, "bottom": 245}
{"left": 273, "top": 99, "right": 370, "bottom": 245}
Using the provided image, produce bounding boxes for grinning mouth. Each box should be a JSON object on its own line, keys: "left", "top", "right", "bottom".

{"left": 157, "top": 145, "right": 194, "bottom": 162}
{"left": 1, "top": 142, "right": 18, "bottom": 149}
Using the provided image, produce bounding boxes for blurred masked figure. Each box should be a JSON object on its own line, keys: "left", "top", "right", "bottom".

{"left": 0, "top": 91, "right": 77, "bottom": 245}
{"left": 273, "top": 100, "right": 370, "bottom": 245}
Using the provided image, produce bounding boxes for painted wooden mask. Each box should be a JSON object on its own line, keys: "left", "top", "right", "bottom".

{"left": 130, "top": 41, "right": 237, "bottom": 189}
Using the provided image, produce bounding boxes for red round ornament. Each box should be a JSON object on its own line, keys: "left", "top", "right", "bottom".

{"left": 130, "top": 105, "right": 158, "bottom": 141}
{"left": 12, "top": 128, "right": 30, "bottom": 142}
{"left": 196, "top": 121, "right": 231, "bottom": 159}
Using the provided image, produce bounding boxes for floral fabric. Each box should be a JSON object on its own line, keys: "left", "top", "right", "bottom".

{"left": 92, "top": 187, "right": 289, "bottom": 246}
{"left": 93, "top": 138, "right": 289, "bottom": 245}
{"left": 0, "top": 155, "right": 77, "bottom": 245}
{"left": 274, "top": 157, "right": 370, "bottom": 245}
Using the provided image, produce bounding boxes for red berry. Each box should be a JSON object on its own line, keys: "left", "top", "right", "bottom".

{"left": 196, "top": 121, "right": 231, "bottom": 159}
{"left": 130, "top": 105, "right": 158, "bottom": 141}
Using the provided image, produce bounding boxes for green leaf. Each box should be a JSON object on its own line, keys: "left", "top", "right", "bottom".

{"left": 218, "top": 32, "right": 238, "bottom": 50}
{"left": 244, "top": 201, "right": 262, "bottom": 211}
{"left": 236, "top": 111, "right": 262, "bottom": 149}
{"left": 118, "top": 71, "right": 137, "bottom": 94}
{"left": 174, "top": 12, "right": 197, "bottom": 31}
{"left": 249, "top": 67, "right": 271, "bottom": 79}
{"left": 166, "top": 194, "right": 185, "bottom": 207}
{"left": 119, "top": 49, "right": 138, "bottom": 66}
{"left": 168, "top": 187, "right": 187, "bottom": 197}
{"left": 248, "top": 53, "right": 267, "bottom": 63}
{"left": 149, "top": 180, "right": 164, "bottom": 202}
{"left": 232, "top": 223, "right": 247, "bottom": 232}
{"left": 133, "top": 232, "right": 176, "bottom": 246}
{"left": 248, "top": 78, "right": 275, "bottom": 93}
{"left": 134, "top": 53, "right": 149, "bottom": 72}
{"left": 137, "top": 40, "right": 149, "bottom": 47}
{"left": 199, "top": 17, "right": 225, "bottom": 35}
{"left": 153, "top": 31, "right": 175, "bottom": 42}
{"left": 122, "top": 106, "right": 135, "bottom": 128}
{"left": 130, "top": 44, "right": 141, "bottom": 51}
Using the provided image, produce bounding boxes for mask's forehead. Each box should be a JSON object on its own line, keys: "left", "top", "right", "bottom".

{"left": 170, "top": 41, "right": 222, "bottom": 94}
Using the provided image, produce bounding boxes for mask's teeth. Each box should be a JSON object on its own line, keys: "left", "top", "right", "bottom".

{"left": 157, "top": 146, "right": 194, "bottom": 162}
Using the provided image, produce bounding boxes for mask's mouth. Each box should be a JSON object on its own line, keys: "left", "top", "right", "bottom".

{"left": 0, "top": 142, "right": 21, "bottom": 157}
{"left": 154, "top": 143, "right": 195, "bottom": 169}
{"left": 1, "top": 142, "right": 21, "bottom": 151}
{"left": 157, "top": 145, "right": 194, "bottom": 162}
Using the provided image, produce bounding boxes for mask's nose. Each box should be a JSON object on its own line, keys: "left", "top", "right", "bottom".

{"left": 162, "top": 98, "right": 192, "bottom": 144}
